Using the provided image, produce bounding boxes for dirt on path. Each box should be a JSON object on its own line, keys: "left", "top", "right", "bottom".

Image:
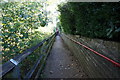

{"left": 42, "top": 35, "right": 87, "bottom": 78}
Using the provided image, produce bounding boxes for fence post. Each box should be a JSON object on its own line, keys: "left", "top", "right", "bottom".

{"left": 12, "top": 65, "right": 21, "bottom": 80}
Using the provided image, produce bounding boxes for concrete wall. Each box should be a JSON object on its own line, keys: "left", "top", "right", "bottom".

{"left": 61, "top": 33, "right": 120, "bottom": 78}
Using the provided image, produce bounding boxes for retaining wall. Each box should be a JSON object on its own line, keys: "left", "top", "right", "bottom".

{"left": 61, "top": 33, "right": 120, "bottom": 78}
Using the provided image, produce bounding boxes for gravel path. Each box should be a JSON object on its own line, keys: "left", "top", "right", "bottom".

{"left": 42, "top": 35, "right": 87, "bottom": 78}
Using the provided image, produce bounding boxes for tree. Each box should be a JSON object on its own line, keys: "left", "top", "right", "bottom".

{"left": 58, "top": 2, "right": 120, "bottom": 41}
{"left": 1, "top": 2, "right": 49, "bottom": 63}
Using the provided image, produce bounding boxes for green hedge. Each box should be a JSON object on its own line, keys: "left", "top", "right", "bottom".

{"left": 58, "top": 2, "right": 120, "bottom": 41}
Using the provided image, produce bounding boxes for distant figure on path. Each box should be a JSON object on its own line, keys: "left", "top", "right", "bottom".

{"left": 56, "top": 28, "right": 59, "bottom": 36}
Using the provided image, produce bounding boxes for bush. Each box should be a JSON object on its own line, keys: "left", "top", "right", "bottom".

{"left": 58, "top": 2, "right": 120, "bottom": 41}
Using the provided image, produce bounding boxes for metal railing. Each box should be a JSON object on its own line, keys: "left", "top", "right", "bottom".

{"left": 61, "top": 33, "right": 120, "bottom": 78}
{"left": 0, "top": 32, "right": 57, "bottom": 79}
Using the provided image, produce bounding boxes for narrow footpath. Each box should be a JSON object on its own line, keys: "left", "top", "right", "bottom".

{"left": 42, "top": 35, "right": 87, "bottom": 78}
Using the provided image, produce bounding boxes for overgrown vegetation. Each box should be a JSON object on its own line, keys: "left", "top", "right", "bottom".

{"left": 0, "top": 2, "right": 52, "bottom": 78}
{"left": 0, "top": 2, "right": 49, "bottom": 63}
{"left": 58, "top": 2, "right": 120, "bottom": 41}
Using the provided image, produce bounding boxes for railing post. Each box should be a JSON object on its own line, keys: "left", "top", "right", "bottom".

{"left": 1, "top": 33, "right": 56, "bottom": 78}
{"left": 12, "top": 65, "right": 21, "bottom": 80}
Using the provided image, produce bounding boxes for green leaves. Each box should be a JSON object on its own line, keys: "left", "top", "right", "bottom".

{"left": 38, "top": 17, "right": 47, "bottom": 27}
{"left": 23, "top": 33, "right": 28, "bottom": 38}
{"left": 1, "top": 2, "right": 49, "bottom": 63}
{"left": 58, "top": 2, "right": 120, "bottom": 41}
{"left": 9, "top": 28, "right": 15, "bottom": 33}
{"left": 40, "top": 21, "right": 46, "bottom": 27}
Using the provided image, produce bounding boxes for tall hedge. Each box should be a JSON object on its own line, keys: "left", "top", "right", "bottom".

{"left": 58, "top": 2, "right": 120, "bottom": 41}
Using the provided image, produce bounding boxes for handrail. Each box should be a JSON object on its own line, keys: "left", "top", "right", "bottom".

{"left": 24, "top": 54, "right": 44, "bottom": 79}
{"left": 63, "top": 34, "right": 120, "bottom": 67}
{"left": 24, "top": 33, "right": 56, "bottom": 79}
{"left": 0, "top": 33, "right": 56, "bottom": 78}
{"left": 35, "top": 33, "right": 56, "bottom": 79}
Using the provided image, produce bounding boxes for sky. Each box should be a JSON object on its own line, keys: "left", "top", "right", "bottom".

{"left": 38, "top": 0, "right": 67, "bottom": 33}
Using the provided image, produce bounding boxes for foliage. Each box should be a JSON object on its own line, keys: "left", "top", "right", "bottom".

{"left": 58, "top": 2, "right": 120, "bottom": 41}
{"left": 0, "top": 2, "right": 49, "bottom": 63}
